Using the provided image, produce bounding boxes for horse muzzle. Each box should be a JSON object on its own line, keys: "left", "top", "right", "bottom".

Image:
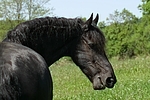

{"left": 92, "top": 74, "right": 117, "bottom": 90}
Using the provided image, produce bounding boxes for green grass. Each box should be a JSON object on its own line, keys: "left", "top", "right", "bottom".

{"left": 50, "top": 56, "right": 150, "bottom": 100}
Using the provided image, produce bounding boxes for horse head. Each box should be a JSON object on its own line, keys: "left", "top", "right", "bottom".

{"left": 71, "top": 13, "right": 117, "bottom": 90}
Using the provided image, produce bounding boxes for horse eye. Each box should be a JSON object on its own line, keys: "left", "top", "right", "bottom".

{"left": 88, "top": 43, "right": 95, "bottom": 48}
{"left": 92, "top": 59, "right": 96, "bottom": 63}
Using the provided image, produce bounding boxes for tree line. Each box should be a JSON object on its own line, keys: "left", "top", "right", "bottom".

{"left": 0, "top": 0, "right": 150, "bottom": 58}
{"left": 98, "top": 0, "right": 150, "bottom": 58}
{"left": 0, "top": 0, "right": 53, "bottom": 40}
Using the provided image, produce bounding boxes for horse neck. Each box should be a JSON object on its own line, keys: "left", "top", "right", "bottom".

{"left": 27, "top": 34, "right": 79, "bottom": 66}
{"left": 4, "top": 17, "right": 82, "bottom": 66}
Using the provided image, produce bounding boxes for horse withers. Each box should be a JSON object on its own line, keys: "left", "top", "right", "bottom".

{"left": 0, "top": 42, "right": 52, "bottom": 100}
{"left": 3, "top": 13, "right": 117, "bottom": 90}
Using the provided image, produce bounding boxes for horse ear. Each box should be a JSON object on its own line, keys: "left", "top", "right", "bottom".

{"left": 85, "top": 13, "right": 93, "bottom": 26}
{"left": 93, "top": 14, "right": 99, "bottom": 25}
{"left": 82, "top": 13, "right": 93, "bottom": 31}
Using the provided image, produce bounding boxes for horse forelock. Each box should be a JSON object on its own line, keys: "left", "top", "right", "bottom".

{"left": 96, "top": 28, "right": 106, "bottom": 48}
{"left": 6, "top": 17, "right": 83, "bottom": 44}
{"left": 86, "top": 26, "right": 106, "bottom": 51}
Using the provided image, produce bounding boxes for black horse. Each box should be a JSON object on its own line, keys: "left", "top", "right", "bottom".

{"left": 0, "top": 42, "right": 52, "bottom": 100}
{"left": 3, "top": 13, "right": 117, "bottom": 90}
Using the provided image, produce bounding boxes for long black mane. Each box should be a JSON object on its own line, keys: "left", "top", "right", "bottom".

{"left": 5, "top": 17, "right": 83, "bottom": 45}
{"left": 3, "top": 16, "right": 106, "bottom": 66}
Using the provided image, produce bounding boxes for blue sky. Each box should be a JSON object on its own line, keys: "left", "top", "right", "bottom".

{"left": 50, "top": 0, "right": 142, "bottom": 21}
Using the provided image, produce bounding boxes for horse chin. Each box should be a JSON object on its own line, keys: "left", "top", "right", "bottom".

{"left": 92, "top": 76, "right": 106, "bottom": 90}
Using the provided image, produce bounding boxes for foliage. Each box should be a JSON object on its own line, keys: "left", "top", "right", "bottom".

{"left": 99, "top": 8, "right": 150, "bottom": 58}
{"left": 50, "top": 56, "right": 150, "bottom": 100}
{"left": 138, "top": 0, "right": 150, "bottom": 15}
{"left": 0, "top": 0, "right": 53, "bottom": 28}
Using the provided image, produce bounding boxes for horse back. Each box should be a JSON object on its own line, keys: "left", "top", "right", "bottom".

{"left": 0, "top": 42, "right": 52, "bottom": 100}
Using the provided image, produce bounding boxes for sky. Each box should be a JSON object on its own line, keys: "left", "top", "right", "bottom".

{"left": 50, "top": 0, "right": 142, "bottom": 21}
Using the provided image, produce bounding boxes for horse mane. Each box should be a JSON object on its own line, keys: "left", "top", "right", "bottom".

{"left": 5, "top": 17, "right": 84, "bottom": 44}
{"left": 4, "top": 16, "right": 106, "bottom": 51}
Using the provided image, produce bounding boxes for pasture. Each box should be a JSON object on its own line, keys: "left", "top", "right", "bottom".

{"left": 50, "top": 56, "right": 150, "bottom": 100}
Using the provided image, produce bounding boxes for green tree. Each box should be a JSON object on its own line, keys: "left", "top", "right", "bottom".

{"left": 0, "top": 0, "right": 53, "bottom": 28}
{"left": 138, "top": 0, "right": 150, "bottom": 15}
{"left": 100, "top": 9, "right": 139, "bottom": 58}
{"left": 25, "top": 0, "right": 54, "bottom": 20}
{"left": 138, "top": 0, "right": 150, "bottom": 54}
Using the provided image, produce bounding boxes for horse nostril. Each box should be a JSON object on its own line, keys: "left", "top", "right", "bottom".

{"left": 106, "top": 77, "right": 115, "bottom": 88}
{"left": 107, "top": 77, "right": 114, "bottom": 83}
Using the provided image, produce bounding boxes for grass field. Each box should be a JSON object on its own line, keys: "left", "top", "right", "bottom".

{"left": 50, "top": 56, "right": 150, "bottom": 100}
